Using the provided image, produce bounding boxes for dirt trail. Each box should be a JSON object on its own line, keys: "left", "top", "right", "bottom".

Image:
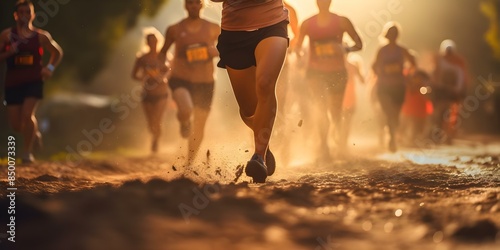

{"left": 1, "top": 141, "right": 499, "bottom": 250}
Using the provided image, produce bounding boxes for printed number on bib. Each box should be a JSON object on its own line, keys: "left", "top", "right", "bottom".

{"left": 15, "top": 54, "right": 34, "bottom": 66}
{"left": 186, "top": 44, "right": 209, "bottom": 63}
{"left": 145, "top": 67, "right": 160, "bottom": 79}
{"left": 384, "top": 63, "right": 402, "bottom": 75}
{"left": 314, "top": 41, "right": 339, "bottom": 58}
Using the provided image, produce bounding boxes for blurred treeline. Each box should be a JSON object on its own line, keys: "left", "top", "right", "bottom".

{"left": 0, "top": 0, "right": 170, "bottom": 84}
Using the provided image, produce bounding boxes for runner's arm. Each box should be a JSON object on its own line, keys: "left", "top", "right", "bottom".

{"left": 209, "top": 23, "right": 221, "bottom": 57}
{"left": 404, "top": 48, "right": 416, "bottom": 70}
{"left": 341, "top": 17, "right": 362, "bottom": 53}
{"left": 0, "top": 29, "right": 16, "bottom": 61}
{"left": 372, "top": 50, "right": 382, "bottom": 75}
{"left": 131, "top": 57, "right": 144, "bottom": 81}
{"left": 39, "top": 30, "right": 63, "bottom": 80}
{"left": 39, "top": 30, "right": 63, "bottom": 69}
{"left": 159, "top": 25, "right": 176, "bottom": 62}
{"left": 294, "top": 19, "right": 308, "bottom": 56}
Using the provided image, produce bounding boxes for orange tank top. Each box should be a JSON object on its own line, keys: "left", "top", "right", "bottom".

{"left": 306, "top": 13, "right": 345, "bottom": 72}
{"left": 174, "top": 20, "right": 213, "bottom": 64}
{"left": 5, "top": 27, "right": 44, "bottom": 87}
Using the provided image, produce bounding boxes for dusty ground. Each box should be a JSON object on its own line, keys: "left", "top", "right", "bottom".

{"left": 0, "top": 137, "right": 499, "bottom": 250}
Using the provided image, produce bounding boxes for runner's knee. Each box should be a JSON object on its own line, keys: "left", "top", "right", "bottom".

{"left": 240, "top": 111, "right": 254, "bottom": 127}
{"left": 255, "top": 75, "right": 277, "bottom": 97}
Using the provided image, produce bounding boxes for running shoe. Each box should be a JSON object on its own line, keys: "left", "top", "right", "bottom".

{"left": 266, "top": 149, "right": 276, "bottom": 176}
{"left": 245, "top": 154, "right": 268, "bottom": 183}
{"left": 21, "top": 153, "right": 36, "bottom": 164}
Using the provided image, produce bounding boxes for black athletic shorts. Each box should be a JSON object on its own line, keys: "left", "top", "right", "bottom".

{"left": 216, "top": 20, "right": 289, "bottom": 70}
{"left": 4, "top": 81, "right": 44, "bottom": 105}
{"left": 169, "top": 77, "right": 214, "bottom": 110}
{"left": 376, "top": 83, "right": 406, "bottom": 106}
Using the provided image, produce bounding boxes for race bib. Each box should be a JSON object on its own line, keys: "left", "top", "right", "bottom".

{"left": 14, "top": 54, "right": 34, "bottom": 66}
{"left": 383, "top": 63, "right": 402, "bottom": 75}
{"left": 313, "top": 41, "right": 339, "bottom": 58}
{"left": 145, "top": 68, "right": 160, "bottom": 78}
{"left": 186, "top": 43, "right": 209, "bottom": 63}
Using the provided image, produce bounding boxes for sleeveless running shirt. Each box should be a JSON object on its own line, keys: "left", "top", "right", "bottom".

{"left": 221, "top": 0, "right": 288, "bottom": 31}
{"left": 139, "top": 56, "right": 166, "bottom": 85}
{"left": 375, "top": 45, "right": 405, "bottom": 85}
{"left": 436, "top": 58, "right": 464, "bottom": 92}
{"left": 306, "top": 13, "right": 345, "bottom": 72}
{"left": 174, "top": 20, "right": 213, "bottom": 64}
{"left": 5, "top": 27, "right": 43, "bottom": 87}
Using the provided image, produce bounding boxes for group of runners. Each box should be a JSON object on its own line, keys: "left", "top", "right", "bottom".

{"left": 1, "top": 0, "right": 469, "bottom": 183}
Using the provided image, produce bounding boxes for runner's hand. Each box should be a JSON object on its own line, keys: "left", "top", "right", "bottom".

{"left": 41, "top": 66, "right": 53, "bottom": 80}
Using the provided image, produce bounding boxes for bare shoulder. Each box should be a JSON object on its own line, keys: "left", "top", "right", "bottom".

{"left": 398, "top": 45, "right": 410, "bottom": 53}
{"left": 169, "top": 22, "right": 181, "bottom": 31}
{"left": 301, "top": 16, "right": 314, "bottom": 29}
{"left": 34, "top": 28, "right": 53, "bottom": 41}
{"left": 377, "top": 45, "right": 389, "bottom": 54}
{"left": 206, "top": 20, "right": 220, "bottom": 36}
{"left": 303, "top": 16, "right": 314, "bottom": 25}
{"left": 166, "top": 22, "right": 180, "bottom": 35}
{"left": 136, "top": 54, "right": 146, "bottom": 64}
{"left": 338, "top": 15, "right": 353, "bottom": 26}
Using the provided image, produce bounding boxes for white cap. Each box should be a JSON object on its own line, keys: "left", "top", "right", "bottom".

{"left": 440, "top": 39, "right": 456, "bottom": 55}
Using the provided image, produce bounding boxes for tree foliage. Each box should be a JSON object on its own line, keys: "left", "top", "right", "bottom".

{"left": 480, "top": 0, "right": 500, "bottom": 61}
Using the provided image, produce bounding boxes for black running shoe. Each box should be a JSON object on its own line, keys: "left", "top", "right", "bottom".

{"left": 245, "top": 154, "right": 268, "bottom": 183}
{"left": 265, "top": 149, "right": 276, "bottom": 176}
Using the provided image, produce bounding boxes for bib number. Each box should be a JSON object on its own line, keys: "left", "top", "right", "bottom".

{"left": 186, "top": 44, "right": 209, "bottom": 63}
{"left": 314, "top": 41, "right": 340, "bottom": 58}
{"left": 15, "top": 54, "right": 34, "bottom": 66}
{"left": 384, "top": 63, "right": 402, "bottom": 75}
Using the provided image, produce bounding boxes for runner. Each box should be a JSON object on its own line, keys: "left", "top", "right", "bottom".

{"left": 400, "top": 69, "right": 433, "bottom": 146}
{"left": 0, "top": 0, "right": 63, "bottom": 163}
{"left": 211, "top": 0, "right": 289, "bottom": 183}
{"left": 159, "top": 0, "right": 220, "bottom": 164}
{"left": 372, "top": 22, "right": 415, "bottom": 152}
{"left": 431, "top": 39, "right": 469, "bottom": 144}
{"left": 131, "top": 27, "right": 170, "bottom": 154}
{"left": 294, "top": 0, "right": 362, "bottom": 160}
